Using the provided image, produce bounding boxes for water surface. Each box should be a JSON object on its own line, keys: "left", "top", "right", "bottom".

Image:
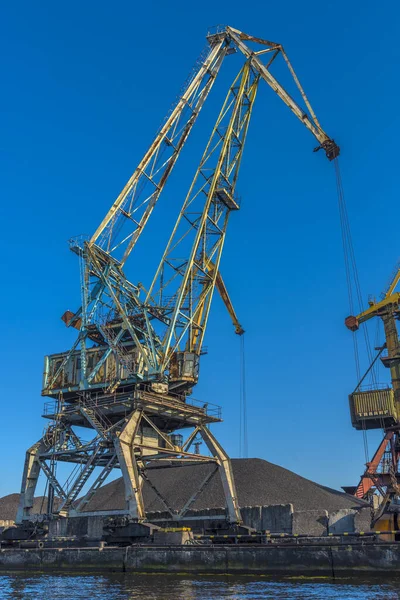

{"left": 1, "top": 573, "right": 400, "bottom": 599}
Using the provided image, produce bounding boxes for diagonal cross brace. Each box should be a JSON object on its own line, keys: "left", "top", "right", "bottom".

{"left": 38, "top": 460, "right": 67, "bottom": 501}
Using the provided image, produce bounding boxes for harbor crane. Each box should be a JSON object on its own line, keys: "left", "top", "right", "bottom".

{"left": 17, "top": 26, "right": 338, "bottom": 528}
{"left": 345, "top": 264, "right": 400, "bottom": 522}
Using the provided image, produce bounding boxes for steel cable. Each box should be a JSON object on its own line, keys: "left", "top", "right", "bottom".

{"left": 334, "top": 158, "right": 373, "bottom": 463}
{"left": 239, "top": 334, "right": 248, "bottom": 458}
{"left": 334, "top": 160, "right": 377, "bottom": 384}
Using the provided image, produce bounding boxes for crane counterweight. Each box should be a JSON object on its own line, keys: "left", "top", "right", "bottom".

{"left": 345, "top": 315, "right": 359, "bottom": 331}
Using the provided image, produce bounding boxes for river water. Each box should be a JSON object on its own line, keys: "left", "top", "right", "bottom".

{"left": 1, "top": 574, "right": 400, "bottom": 599}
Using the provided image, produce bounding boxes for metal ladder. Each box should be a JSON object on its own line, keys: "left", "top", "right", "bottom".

{"left": 58, "top": 445, "right": 108, "bottom": 513}
{"left": 75, "top": 453, "right": 119, "bottom": 513}
{"left": 79, "top": 394, "right": 113, "bottom": 439}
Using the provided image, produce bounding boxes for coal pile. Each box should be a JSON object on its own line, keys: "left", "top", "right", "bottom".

{"left": 0, "top": 494, "right": 54, "bottom": 521}
{"left": 0, "top": 459, "right": 367, "bottom": 521}
{"left": 83, "top": 458, "right": 367, "bottom": 514}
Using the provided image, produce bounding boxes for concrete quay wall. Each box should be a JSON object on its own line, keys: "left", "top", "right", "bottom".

{"left": 1, "top": 543, "right": 400, "bottom": 575}
{"left": 146, "top": 505, "right": 371, "bottom": 536}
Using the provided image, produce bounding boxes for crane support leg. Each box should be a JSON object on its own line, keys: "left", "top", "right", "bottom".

{"left": 113, "top": 409, "right": 145, "bottom": 520}
{"left": 354, "top": 431, "right": 394, "bottom": 499}
{"left": 16, "top": 439, "right": 46, "bottom": 523}
{"left": 199, "top": 425, "right": 242, "bottom": 524}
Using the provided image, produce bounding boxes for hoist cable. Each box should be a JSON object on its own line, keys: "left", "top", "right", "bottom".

{"left": 334, "top": 158, "right": 374, "bottom": 464}
{"left": 335, "top": 159, "right": 361, "bottom": 381}
{"left": 239, "top": 357, "right": 242, "bottom": 457}
{"left": 239, "top": 334, "right": 248, "bottom": 458}
{"left": 334, "top": 159, "right": 377, "bottom": 383}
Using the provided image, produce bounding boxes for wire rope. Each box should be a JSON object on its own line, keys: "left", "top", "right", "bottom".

{"left": 239, "top": 334, "right": 248, "bottom": 458}
{"left": 334, "top": 158, "right": 372, "bottom": 463}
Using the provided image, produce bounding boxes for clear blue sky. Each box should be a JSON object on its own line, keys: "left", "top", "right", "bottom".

{"left": 1, "top": 0, "right": 400, "bottom": 497}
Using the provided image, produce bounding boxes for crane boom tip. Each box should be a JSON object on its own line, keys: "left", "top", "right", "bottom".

{"left": 314, "top": 139, "right": 340, "bottom": 161}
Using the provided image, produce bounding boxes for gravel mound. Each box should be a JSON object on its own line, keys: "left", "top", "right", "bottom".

{"left": 0, "top": 494, "right": 53, "bottom": 521}
{"left": 0, "top": 459, "right": 366, "bottom": 521}
{"left": 83, "top": 458, "right": 367, "bottom": 513}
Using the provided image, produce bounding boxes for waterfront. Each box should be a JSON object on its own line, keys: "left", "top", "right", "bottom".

{"left": 1, "top": 574, "right": 400, "bottom": 599}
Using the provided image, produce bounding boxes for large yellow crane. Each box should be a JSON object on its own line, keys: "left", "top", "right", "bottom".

{"left": 17, "top": 26, "right": 338, "bottom": 532}
{"left": 345, "top": 264, "right": 400, "bottom": 519}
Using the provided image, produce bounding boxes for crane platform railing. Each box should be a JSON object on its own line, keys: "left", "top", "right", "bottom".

{"left": 42, "top": 389, "right": 222, "bottom": 420}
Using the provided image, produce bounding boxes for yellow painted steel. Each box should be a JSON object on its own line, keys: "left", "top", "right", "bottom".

{"left": 355, "top": 293, "right": 400, "bottom": 325}
{"left": 190, "top": 260, "right": 244, "bottom": 352}
{"left": 349, "top": 387, "right": 398, "bottom": 430}
{"left": 352, "top": 282, "right": 400, "bottom": 415}
{"left": 145, "top": 61, "right": 257, "bottom": 369}
{"left": 90, "top": 39, "right": 227, "bottom": 257}
{"left": 90, "top": 26, "right": 338, "bottom": 267}
{"left": 215, "top": 270, "right": 244, "bottom": 336}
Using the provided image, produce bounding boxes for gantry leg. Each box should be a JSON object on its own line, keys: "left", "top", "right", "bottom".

{"left": 113, "top": 409, "right": 145, "bottom": 520}
{"left": 355, "top": 431, "right": 394, "bottom": 499}
{"left": 16, "top": 439, "right": 46, "bottom": 524}
{"left": 199, "top": 425, "right": 242, "bottom": 524}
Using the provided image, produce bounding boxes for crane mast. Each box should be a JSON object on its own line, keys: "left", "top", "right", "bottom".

{"left": 17, "top": 26, "right": 338, "bottom": 528}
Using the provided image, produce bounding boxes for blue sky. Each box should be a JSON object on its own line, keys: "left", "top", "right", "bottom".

{"left": 1, "top": 0, "right": 400, "bottom": 497}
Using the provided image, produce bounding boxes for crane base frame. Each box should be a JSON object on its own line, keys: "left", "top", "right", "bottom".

{"left": 16, "top": 390, "right": 242, "bottom": 526}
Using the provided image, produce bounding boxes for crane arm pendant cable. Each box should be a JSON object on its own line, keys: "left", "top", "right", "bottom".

{"left": 334, "top": 158, "right": 374, "bottom": 463}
